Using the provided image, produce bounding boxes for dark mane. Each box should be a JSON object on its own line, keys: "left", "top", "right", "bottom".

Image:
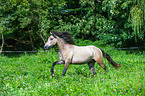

{"left": 52, "top": 31, "right": 75, "bottom": 44}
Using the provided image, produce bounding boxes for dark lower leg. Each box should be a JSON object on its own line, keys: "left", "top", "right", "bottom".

{"left": 51, "top": 62, "right": 56, "bottom": 77}
{"left": 88, "top": 62, "right": 96, "bottom": 77}
{"left": 51, "top": 60, "right": 64, "bottom": 77}
{"left": 90, "top": 67, "right": 96, "bottom": 75}
{"left": 62, "top": 67, "right": 67, "bottom": 77}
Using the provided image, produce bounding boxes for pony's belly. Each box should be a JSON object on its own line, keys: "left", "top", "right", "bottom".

{"left": 71, "top": 46, "right": 94, "bottom": 64}
{"left": 71, "top": 57, "right": 92, "bottom": 64}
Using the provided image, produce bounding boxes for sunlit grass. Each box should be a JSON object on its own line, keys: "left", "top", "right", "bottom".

{"left": 0, "top": 41, "right": 144, "bottom": 95}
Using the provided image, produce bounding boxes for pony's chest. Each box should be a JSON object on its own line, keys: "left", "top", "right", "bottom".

{"left": 59, "top": 50, "right": 73, "bottom": 61}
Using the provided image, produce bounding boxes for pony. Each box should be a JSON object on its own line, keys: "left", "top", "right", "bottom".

{"left": 44, "top": 31, "right": 120, "bottom": 77}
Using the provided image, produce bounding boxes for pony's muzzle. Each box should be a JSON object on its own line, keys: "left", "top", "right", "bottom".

{"left": 44, "top": 45, "right": 48, "bottom": 49}
{"left": 44, "top": 45, "right": 52, "bottom": 50}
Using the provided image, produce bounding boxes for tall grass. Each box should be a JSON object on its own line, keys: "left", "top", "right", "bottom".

{"left": 0, "top": 40, "right": 144, "bottom": 95}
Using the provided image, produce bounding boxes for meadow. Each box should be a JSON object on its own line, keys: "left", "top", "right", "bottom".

{"left": 0, "top": 40, "right": 144, "bottom": 96}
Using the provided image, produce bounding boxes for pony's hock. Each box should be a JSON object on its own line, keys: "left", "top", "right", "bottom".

{"left": 44, "top": 31, "right": 121, "bottom": 77}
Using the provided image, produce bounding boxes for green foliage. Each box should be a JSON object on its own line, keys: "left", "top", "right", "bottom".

{"left": 0, "top": 0, "right": 144, "bottom": 51}
{"left": 0, "top": 45, "right": 144, "bottom": 95}
{"left": 0, "top": 0, "right": 67, "bottom": 50}
{"left": 55, "top": 0, "right": 144, "bottom": 47}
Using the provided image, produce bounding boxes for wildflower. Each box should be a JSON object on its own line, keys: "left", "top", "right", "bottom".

{"left": 121, "top": 92, "right": 123, "bottom": 94}
{"left": 114, "top": 89, "right": 116, "bottom": 91}
{"left": 82, "top": 93, "right": 84, "bottom": 95}
{"left": 122, "top": 87, "right": 124, "bottom": 89}
{"left": 113, "top": 82, "right": 115, "bottom": 83}
{"left": 130, "top": 88, "right": 132, "bottom": 90}
{"left": 101, "top": 79, "right": 104, "bottom": 81}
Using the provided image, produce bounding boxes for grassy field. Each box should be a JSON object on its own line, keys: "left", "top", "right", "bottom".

{"left": 0, "top": 40, "right": 145, "bottom": 96}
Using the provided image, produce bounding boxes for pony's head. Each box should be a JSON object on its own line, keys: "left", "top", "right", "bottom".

{"left": 44, "top": 32, "right": 57, "bottom": 50}
{"left": 44, "top": 31, "right": 75, "bottom": 50}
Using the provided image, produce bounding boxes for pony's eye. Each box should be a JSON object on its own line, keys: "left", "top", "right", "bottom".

{"left": 50, "top": 38, "right": 53, "bottom": 40}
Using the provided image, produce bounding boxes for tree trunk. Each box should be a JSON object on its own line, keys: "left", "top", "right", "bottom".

{"left": 28, "top": 30, "right": 36, "bottom": 51}
{"left": 0, "top": 32, "right": 4, "bottom": 54}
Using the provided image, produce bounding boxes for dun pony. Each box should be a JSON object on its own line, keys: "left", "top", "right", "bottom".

{"left": 44, "top": 31, "right": 121, "bottom": 77}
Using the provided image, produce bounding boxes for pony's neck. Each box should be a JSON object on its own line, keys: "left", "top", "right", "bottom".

{"left": 56, "top": 37, "right": 67, "bottom": 52}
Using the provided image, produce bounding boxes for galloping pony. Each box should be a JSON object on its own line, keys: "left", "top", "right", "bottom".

{"left": 44, "top": 32, "right": 120, "bottom": 77}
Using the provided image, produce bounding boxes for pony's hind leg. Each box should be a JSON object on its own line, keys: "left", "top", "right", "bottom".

{"left": 88, "top": 61, "right": 96, "bottom": 77}
{"left": 94, "top": 57, "right": 107, "bottom": 72}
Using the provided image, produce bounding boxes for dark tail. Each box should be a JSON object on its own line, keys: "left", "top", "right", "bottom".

{"left": 101, "top": 49, "right": 121, "bottom": 69}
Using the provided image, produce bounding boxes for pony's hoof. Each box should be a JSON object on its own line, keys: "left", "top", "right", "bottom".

{"left": 52, "top": 74, "right": 55, "bottom": 77}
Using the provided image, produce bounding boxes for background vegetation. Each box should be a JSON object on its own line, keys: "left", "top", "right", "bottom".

{"left": 0, "top": 0, "right": 145, "bottom": 51}
{"left": 0, "top": 0, "right": 144, "bottom": 95}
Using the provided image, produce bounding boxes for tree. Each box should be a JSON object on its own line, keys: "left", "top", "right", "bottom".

{"left": 0, "top": 0, "right": 67, "bottom": 51}
{"left": 129, "top": 0, "right": 144, "bottom": 42}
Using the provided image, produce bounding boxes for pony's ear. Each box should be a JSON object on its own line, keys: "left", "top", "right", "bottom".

{"left": 50, "top": 32, "right": 57, "bottom": 38}
{"left": 50, "top": 32, "right": 52, "bottom": 35}
{"left": 50, "top": 32, "right": 54, "bottom": 36}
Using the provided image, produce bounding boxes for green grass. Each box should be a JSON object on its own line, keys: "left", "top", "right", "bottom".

{"left": 0, "top": 41, "right": 145, "bottom": 96}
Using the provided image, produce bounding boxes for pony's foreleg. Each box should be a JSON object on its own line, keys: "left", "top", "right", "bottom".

{"left": 88, "top": 61, "right": 96, "bottom": 77}
{"left": 51, "top": 60, "right": 64, "bottom": 77}
{"left": 62, "top": 59, "right": 71, "bottom": 77}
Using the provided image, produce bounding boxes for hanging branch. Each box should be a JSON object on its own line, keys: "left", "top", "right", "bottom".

{"left": 130, "top": 0, "right": 144, "bottom": 42}
{"left": 0, "top": 32, "right": 4, "bottom": 54}
{"left": 39, "top": 33, "right": 46, "bottom": 44}
{"left": 36, "top": 29, "right": 46, "bottom": 44}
